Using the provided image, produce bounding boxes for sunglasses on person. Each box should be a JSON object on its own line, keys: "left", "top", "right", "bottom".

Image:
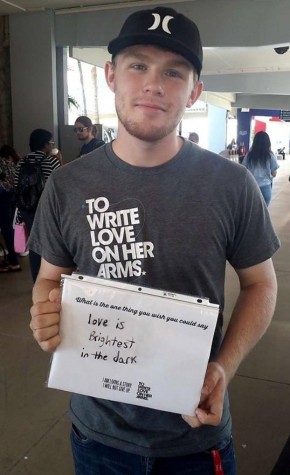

{"left": 73, "top": 127, "right": 88, "bottom": 133}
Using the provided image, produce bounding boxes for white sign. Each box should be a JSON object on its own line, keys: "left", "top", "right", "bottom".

{"left": 48, "top": 274, "right": 219, "bottom": 416}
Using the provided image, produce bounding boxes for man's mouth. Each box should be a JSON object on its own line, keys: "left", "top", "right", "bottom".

{"left": 135, "top": 102, "right": 166, "bottom": 112}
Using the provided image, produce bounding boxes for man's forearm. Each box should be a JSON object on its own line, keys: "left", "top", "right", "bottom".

{"left": 215, "top": 280, "right": 277, "bottom": 384}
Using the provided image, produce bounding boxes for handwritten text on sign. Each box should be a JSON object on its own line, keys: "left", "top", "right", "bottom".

{"left": 48, "top": 275, "right": 219, "bottom": 415}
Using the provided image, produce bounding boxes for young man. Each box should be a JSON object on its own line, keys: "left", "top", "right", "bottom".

{"left": 29, "top": 7, "right": 279, "bottom": 475}
{"left": 74, "top": 115, "right": 105, "bottom": 157}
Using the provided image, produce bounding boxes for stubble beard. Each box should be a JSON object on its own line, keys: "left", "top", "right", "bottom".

{"left": 115, "top": 101, "right": 184, "bottom": 142}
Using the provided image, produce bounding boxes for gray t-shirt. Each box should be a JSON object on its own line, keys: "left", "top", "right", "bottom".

{"left": 29, "top": 140, "right": 280, "bottom": 457}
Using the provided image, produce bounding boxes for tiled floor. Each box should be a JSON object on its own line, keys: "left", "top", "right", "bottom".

{"left": 0, "top": 158, "right": 289, "bottom": 475}
{"left": 225, "top": 157, "right": 290, "bottom": 474}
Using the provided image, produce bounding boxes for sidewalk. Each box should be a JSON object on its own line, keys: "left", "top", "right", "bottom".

{"left": 226, "top": 156, "right": 290, "bottom": 474}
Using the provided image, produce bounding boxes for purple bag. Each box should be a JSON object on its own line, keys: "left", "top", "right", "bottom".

{"left": 14, "top": 223, "right": 28, "bottom": 253}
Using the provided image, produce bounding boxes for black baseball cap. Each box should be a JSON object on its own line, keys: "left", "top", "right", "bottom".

{"left": 108, "top": 6, "right": 203, "bottom": 77}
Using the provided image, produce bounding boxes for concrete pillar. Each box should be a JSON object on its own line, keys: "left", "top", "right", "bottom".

{"left": 9, "top": 10, "right": 58, "bottom": 155}
{"left": 0, "top": 16, "right": 12, "bottom": 146}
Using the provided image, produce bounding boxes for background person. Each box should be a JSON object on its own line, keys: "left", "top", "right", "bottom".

{"left": 227, "top": 138, "right": 237, "bottom": 152}
{"left": 188, "top": 131, "right": 199, "bottom": 144}
{"left": 242, "top": 131, "right": 279, "bottom": 206}
{"left": 29, "top": 7, "right": 279, "bottom": 475}
{"left": 74, "top": 116, "right": 105, "bottom": 156}
{"left": 237, "top": 142, "right": 246, "bottom": 164}
{"left": 277, "top": 146, "right": 285, "bottom": 160}
{"left": 15, "top": 129, "right": 61, "bottom": 281}
{"left": 0, "top": 145, "right": 21, "bottom": 272}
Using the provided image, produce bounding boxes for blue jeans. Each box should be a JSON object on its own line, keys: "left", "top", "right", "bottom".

{"left": 70, "top": 424, "right": 236, "bottom": 475}
{"left": 0, "top": 191, "right": 19, "bottom": 266}
{"left": 260, "top": 184, "right": 272, "bottom": 207}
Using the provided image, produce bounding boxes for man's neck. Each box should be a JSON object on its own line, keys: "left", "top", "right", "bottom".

{"left": 112, "top": 129, "right": 184, "bottom": 168}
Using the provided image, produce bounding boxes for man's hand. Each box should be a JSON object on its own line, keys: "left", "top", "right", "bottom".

{"left": 30, "top": 288, "right": 62, "bottom": 352}
{"left": 182, "top": 259, "right": 277, "bottom": 429}
{"left": 182, "top": 362, "right": 226, "bottom": 428}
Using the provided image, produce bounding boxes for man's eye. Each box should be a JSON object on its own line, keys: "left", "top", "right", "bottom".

{"left": 131, "top": 64, "right": 146, "bottom": 71}
{"left": 166, "top": 70, "right": 182, "bottom": 78}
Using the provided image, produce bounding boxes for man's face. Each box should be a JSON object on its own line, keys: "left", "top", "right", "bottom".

{"left": 105, "top": 45, "right": 202, "bottom": 142}
{"left": 74, "top": 122, "right": 91, "bottom": 142}
{"left": 43, "top": 139, "right": 54, "bottom": 155}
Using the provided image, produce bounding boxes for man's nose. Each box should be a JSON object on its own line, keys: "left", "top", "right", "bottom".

{"left": 142, "top": 70, "right": 165, "bottom": 95}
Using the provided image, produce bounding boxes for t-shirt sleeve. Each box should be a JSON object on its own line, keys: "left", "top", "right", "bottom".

{"left": 50, "top": 156, "right": 62, "bottom": 171}
{"left": 14, "top": 159, "right": 24, "bottom": 189}
{"left": 226, "top": 169, "right": 280, "bottom": 269}
{"left": 28, "top": 174, "right": 76, "bottom": 268}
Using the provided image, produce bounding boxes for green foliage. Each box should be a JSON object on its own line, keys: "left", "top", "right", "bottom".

{"left": 68, "top": 95, "right": 80, "bottom": 110}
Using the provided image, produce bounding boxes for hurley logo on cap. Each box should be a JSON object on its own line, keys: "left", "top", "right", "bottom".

{"left": 148, "top": 13, "right": 174, "bottom": 34}
{"left": 108, "top": 6, "right": 203, "bottom": 77}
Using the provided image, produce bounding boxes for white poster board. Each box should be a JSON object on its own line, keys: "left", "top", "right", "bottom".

{"left": 48, "top": 274, "right": 219, "bottom": 416}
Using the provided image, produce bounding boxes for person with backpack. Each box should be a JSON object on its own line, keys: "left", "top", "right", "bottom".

{"left": 0, "top": 145, "right": 21, "bottom": 273}
{"left": 15, "top": 129, "right": 61, "bottom": 281}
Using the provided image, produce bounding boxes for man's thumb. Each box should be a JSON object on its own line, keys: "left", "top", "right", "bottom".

{"left": 49, "top": 287, "right": 61, "bottom": 304}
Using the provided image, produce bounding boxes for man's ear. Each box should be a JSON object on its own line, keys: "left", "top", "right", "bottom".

{"left": 105, "top": 61, "right": 116, "bottom": 93}
{"left": 186, "top": 81, "right": 203, "bottom": 108}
